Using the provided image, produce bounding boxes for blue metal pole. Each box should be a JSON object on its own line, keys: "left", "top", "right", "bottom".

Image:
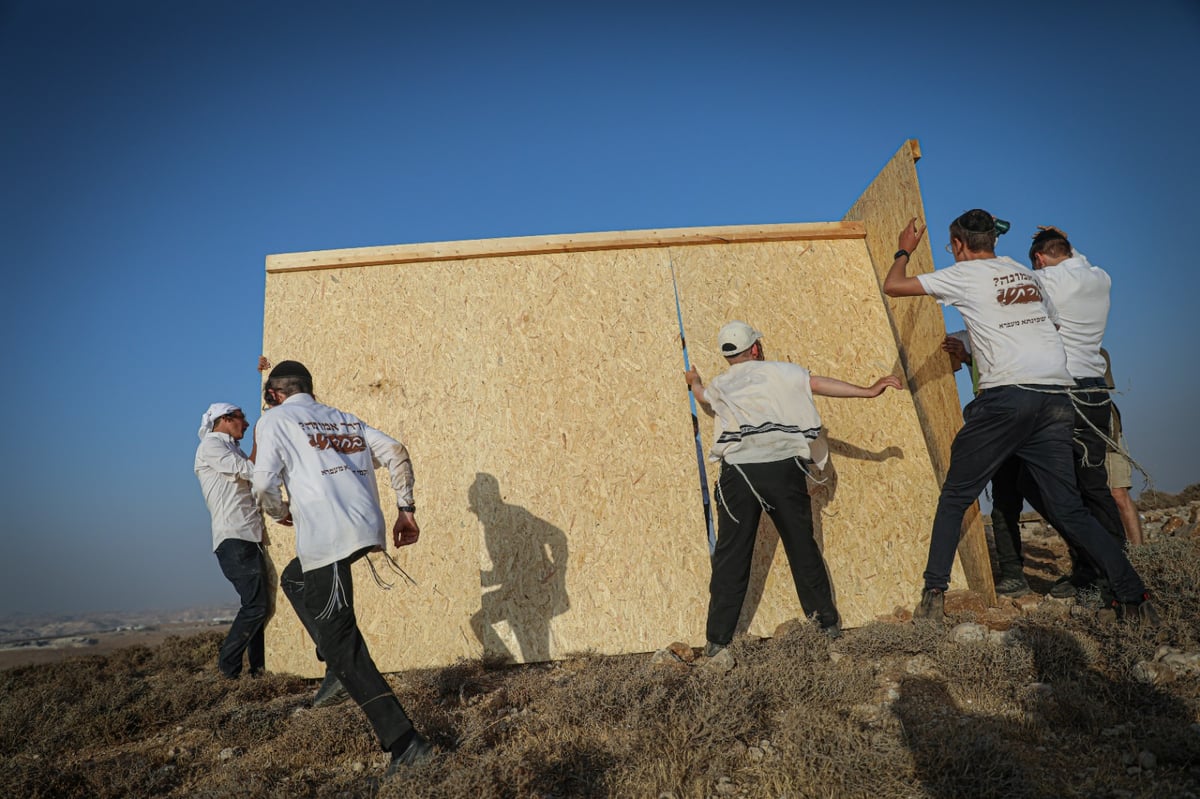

{"left": 669, "top": 251, "right": 717, "bottom": 555}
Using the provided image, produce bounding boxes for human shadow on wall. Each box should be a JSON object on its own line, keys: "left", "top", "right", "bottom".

{"left": 734, "top": 434, "right": 904, "bottom": 635}
{"left": 893, "top": 624, "right": 1200, "bottom": 798}
{"left": 468, "top": 473, "right": 570, "bottom": 664}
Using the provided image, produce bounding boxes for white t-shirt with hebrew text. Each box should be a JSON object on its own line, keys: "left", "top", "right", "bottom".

{"left": 918, "top": 256, "right": 1072, "bottom": 390}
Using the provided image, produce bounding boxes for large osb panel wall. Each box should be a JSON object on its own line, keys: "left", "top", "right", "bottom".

{"left": 671, "top": 238, "right": 960, "bottom": 632}
{"left": 261, "top": 230, "right": 964, "bottom": 677}
{"left": 262, "top": 248, "right": 692, "bottom": 676}
{"left": 843, "top": 139, "right": 993, "bottom": 601}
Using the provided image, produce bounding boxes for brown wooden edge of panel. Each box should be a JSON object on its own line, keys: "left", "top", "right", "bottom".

{"left": 844, "top": 138, "right": 996, "bottom": 605}
{"left": 265, "top": 221, "right": 867, "bottom": 273}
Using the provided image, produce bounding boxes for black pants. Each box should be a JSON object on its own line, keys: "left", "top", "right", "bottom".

{"left": 989, "top": 457, "right": 1025, "bottom": 583}
{"left": 214, "top": 539, "right": 268, "bottom": 678}
{"left": 706, "top": 458, "right": 837, "bottom": 646}
{"left": 281, "top": 551, "right": 414, "bottom": 751}
{"left": 924, "top": 385, "right": 1145, "bottom": 601}
{"left": 1021, "top": 377, "right": 1123, "bottom": 579}
{"left": 990, "top": 379, "right": 1123, "bottom": 583}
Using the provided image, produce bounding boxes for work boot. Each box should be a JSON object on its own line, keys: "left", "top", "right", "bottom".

{"left": 313, "top": 670, "right": 351, "bottom": 708}
{"left": 386, "top": 733, "right": 434, "bottom": 776}
{"left": 913, "top": 588, "right": 944, "bottom": 620}
{"left": 1113, "top": 594, "right": 1162, "bottom": 628}
{"left": 703, "top": 641, "right": 727, "bottom": 658}
{"left": 995, "top": 576, "right": 1032, "bottom": 598}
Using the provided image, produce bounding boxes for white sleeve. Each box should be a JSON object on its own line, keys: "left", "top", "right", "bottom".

{"left": 251, "top": 419, "right": 290, "bottom": 521}
{"left": 916, "top": 264, "right": 968, "bottom": 306}
{"left": 1034, "top": 273, "right": 1062, "bottom": 328}
{"left": 364, "top": 424, "right": 415, "bottom": 507}
{"left": 198, "top": 436, "right": 254, "bottom": 482}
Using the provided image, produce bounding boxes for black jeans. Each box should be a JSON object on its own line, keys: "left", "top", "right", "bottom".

{"left": 707, "top": 458, "right": 837, "bottom": 645}
{"left": 924, "top": 385, "right": 1145, "bottom": 601}
{"left": 989, "top": 457, "right": 1025, "bottom": 583}
{"left": 281, "top": 551, "right": 414, "bottom": 751}
{"left": 214, "top": 539, "right": 268, "bottom": 678}
{"left": 1021, "top": 377, "right": 1124, "bottom": 580}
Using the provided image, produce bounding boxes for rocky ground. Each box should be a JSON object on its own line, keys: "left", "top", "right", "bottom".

{"left": 2, "top": 503, "right": 1198, "bottom": 798}
{"left": 938, "top": 499, "right": 1200, "bottom": 629}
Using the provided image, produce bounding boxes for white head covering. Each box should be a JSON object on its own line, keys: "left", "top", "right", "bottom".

{"left": 198, "top": 402, "right": 241, "bottom": 440}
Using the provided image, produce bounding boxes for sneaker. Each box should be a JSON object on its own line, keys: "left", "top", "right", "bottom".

{"left": 995, "top": 576, "right": 1032, "bottom": 598}
{"left": 1048, "top": 575, "right": 1077, "bottom": 599}
{"left": 913, "top": 588, "right": 944, "bottom": 620}
{"left": 385, "top": 733, "right": 434, "bottom": 776}
{"left": 821, "top": 623, "right": 843, "bottom": 640}
{"left": 313, "top": 670, "right": 351, "bottom": 708}
{"left": 1114, "top": 593, "right": 1162, "bottom": 628}
{"left": 703, "top": 641, "right": 727, "bottom": 658}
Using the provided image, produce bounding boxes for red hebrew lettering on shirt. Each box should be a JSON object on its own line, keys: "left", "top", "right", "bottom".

{"left": 996, "top": 284, "right": 1043, "bottom": 306}
{"left": 307, "top": 433, "right": 368, "bottom": 454}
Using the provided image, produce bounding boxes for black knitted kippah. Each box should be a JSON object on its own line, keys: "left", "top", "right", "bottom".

{"left": 268, "top": 360, "right": 312, "bottom": 383}
{"left": 956, "top": 209, "right": 995, "bottom": 233}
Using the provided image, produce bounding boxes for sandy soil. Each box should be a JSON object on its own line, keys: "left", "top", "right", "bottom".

{"left": 0, "top": 621, "right": 228, "bottom": 671}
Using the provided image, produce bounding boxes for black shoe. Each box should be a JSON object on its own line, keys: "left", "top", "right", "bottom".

{"left": 995, "top": 576, "right": 1032, "bottom": 597}
{"left": 313, "top": 670, "right": 351, "bottom": 708}
{"left": 703, "top": 641, "right": 727, "bottom": 658}
{"left": 386, "top": 734, "right": 434, "bottom": 776}
{"left": 914, "top": 588, "right": 944, "bottom": 620}
{"left": 821, "top": 623, "right": 843, "bottom": 640}
{"left": 1048, "top": 575, "right": 1077, "bottom": 598}
{"left": 1114, "top": 593, "right": 1162, "bottom": 628}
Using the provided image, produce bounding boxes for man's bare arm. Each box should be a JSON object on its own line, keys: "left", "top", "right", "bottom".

{"left": 810, "top": 374, "right": 904, "bottom": 398}
{"left": 685, "top": 367, "right": 709, "bottom": 405}
{"left": 883, "top": 218, "right": 929, "bottom": 298}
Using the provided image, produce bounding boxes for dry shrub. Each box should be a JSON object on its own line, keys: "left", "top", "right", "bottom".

{"left": 1130, "top": 536, "right": 1200, "bottom": 644}
{"left": 891, "top": 675, "right": 1055, "bottom": 799}
{"left": 1136, "top": 483, "right": 1199, "bottom": 510}
{"left": 4, "top": 542, "right": 1200, "bottom": 798}
{"left": 832, "top": 617, "right": 945, "bottom": 659}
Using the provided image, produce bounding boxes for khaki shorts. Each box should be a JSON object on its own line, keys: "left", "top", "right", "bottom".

{"left": 1106, "top": 434, "right": 1132, "bottom": 489}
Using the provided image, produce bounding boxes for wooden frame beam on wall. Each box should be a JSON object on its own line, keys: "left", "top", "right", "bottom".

{"left": 265, "top": 221, "right": 866, "bottom": 273}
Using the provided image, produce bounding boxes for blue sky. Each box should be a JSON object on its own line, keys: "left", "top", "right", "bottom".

{"left": 2, "top": 1, "right": 1196, "bottom": 616}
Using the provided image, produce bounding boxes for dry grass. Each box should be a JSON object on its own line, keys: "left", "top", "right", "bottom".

{"left": 3, "top": 537, "right": 1199, "bottom": 798}
{"left": 1138, "top": 482, "right": 1200, "bottom": 511}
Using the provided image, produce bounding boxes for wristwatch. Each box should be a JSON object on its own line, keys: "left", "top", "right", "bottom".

{"left": 894, "top": 249, "right": 910, "bottom": 260}
{"left": 397, "top": 505, "right": 416, "bottom": 513}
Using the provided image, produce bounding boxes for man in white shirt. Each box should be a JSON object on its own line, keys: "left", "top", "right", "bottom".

{"left": 883, "top": 210, "right": 1157, "bottom": 625}
{"left": 194, "top": 402, "right": 267, "bottom": 678}
{"left": 1025, "top": 228, "right": 1125, "bottom": 595}
{"left": 252, "top": 361, "right": 433, "bottom": 774}
{"left": 685, "top": 321, "right": 902, "bottom": 652}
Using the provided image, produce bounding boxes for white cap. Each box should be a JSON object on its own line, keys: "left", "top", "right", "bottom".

{"left": 717, "top": 321, "right": 762, "bottom": 357}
